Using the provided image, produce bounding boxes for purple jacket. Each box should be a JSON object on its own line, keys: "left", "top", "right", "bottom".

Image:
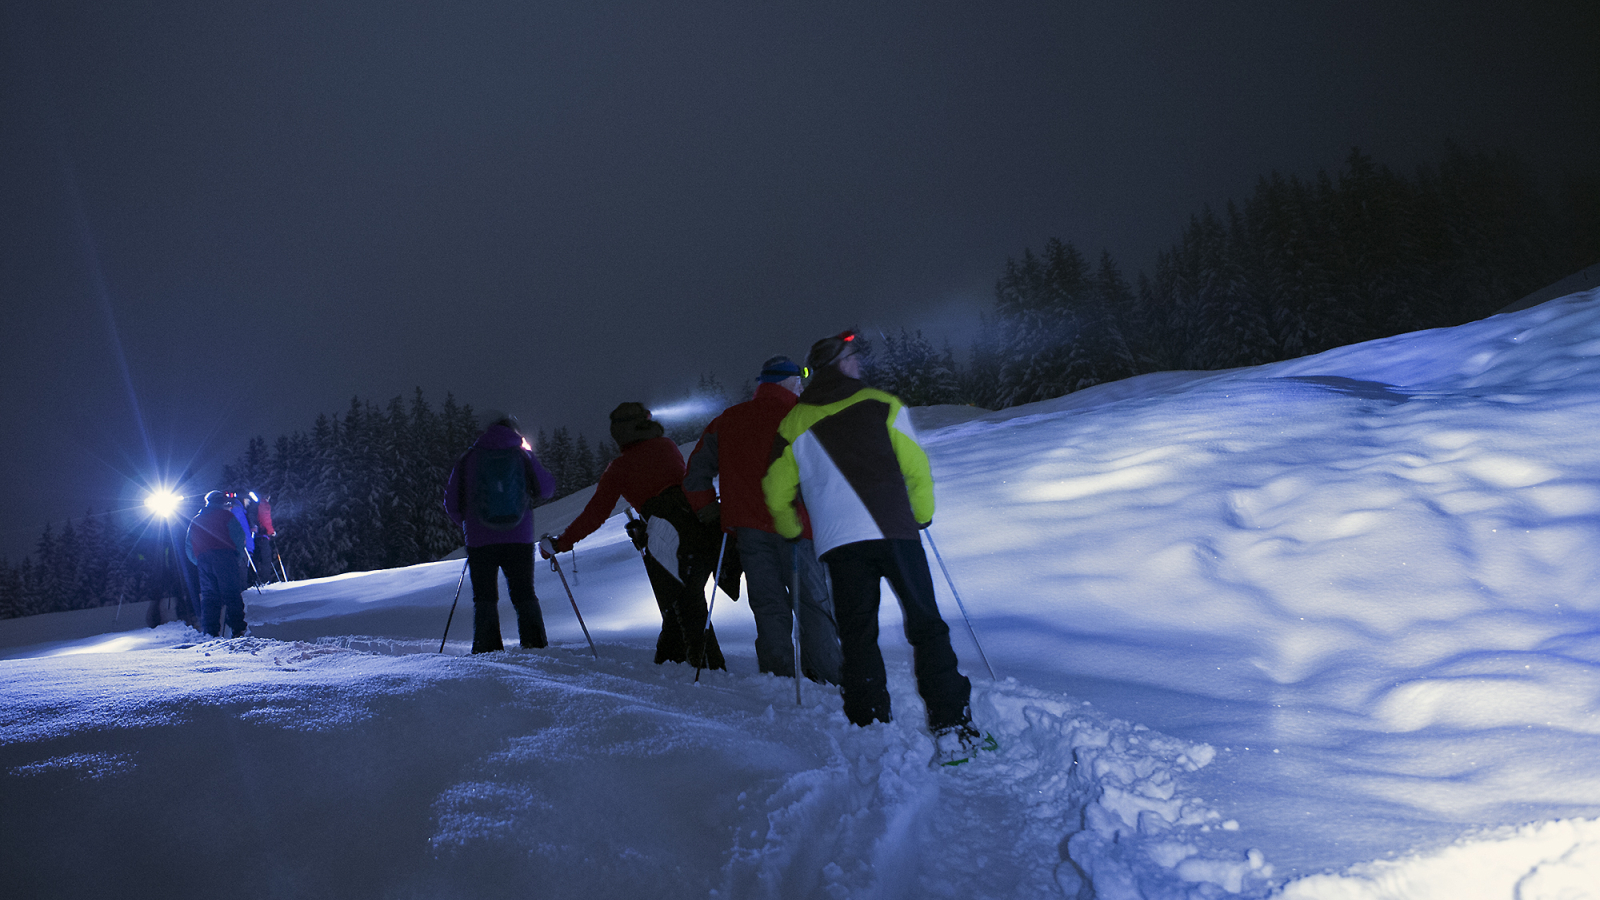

{"left": 443, "top": 425, "right": 557, "bottom": 546}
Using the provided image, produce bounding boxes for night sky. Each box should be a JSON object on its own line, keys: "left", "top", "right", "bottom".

{"left": 3, "top": 0, "right": 1596, "bottom": 560}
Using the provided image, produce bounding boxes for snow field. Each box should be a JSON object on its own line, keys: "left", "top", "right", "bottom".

{"left": 6, "top": 289, "right": 1600, "bottom": 897}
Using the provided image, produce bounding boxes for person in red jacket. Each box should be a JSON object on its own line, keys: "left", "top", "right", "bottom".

{"left": 185, "top": 490, "right": 249, "bottom": 638}
{"left": 542, "top": 403, "right": 725, "bottom": 669}
{"left": 243, "top": 492, "right": 280, "bottom": 583}
{"left": 685, "top": 356, "right": 842, "bottom": 683}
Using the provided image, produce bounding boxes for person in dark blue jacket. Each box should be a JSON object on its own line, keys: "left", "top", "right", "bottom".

{"left": 444, "top": 415, "right": 557, "bottom": 653}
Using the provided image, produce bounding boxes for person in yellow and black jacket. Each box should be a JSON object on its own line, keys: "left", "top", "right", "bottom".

{"left": 762, "top": 331, "right": 975, "bottom": 751}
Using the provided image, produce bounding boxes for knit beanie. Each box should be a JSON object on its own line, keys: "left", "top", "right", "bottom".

{"left": 757, "top": 355, "right": 802, "bottom": 383}
{"left": 807, "top": 331, "right": 861, "bottom": 371}
{"left": 609, "top": 402, "right": 665, "bottom": 446}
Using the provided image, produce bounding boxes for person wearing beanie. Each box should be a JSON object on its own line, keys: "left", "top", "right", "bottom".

{"left": 443, "top": 414, "right": 557, "bottom": 653}
{"left": 185, "top": 490, "right": 251, "bottom": 637}
{"left": 763, "top": 330, "right": 977, "bottom": 758}
{"left": 543, "top": 403, "right": 726, "bottom": 670}
{"left": 684, "top": 356, "right": 842, "bottom": 683}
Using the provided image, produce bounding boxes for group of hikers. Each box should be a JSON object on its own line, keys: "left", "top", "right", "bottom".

{"left": 178, "top": 490, "right": 280, "bottom": 636}
{"left": 181, "top": 329, "right": 979, "bottom": 759}
{"left": 446, "top": 330, "right": 978, "bottom": 757}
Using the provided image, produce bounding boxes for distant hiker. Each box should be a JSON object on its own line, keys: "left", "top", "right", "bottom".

{"left": 542, "top": 403, "right": 726, "bottom": 670}
{"left": 185, "top": 490, "right": 250, "bottom": 638}
{"left": 763, "top": 331, "right": 976, "bottom": 755}
{"left": 685, "top": 355, "right": 843, "bottom": 683}
{"left": 444, "top": 415, "right": 558, "bottom": 653}
{"left": 227, "top": 492, "right": 255, "bottom": 557}
{"left": 226, "top": 491, "right": 264, "bottom": 586}
{"left": 245, "top": 492, "right": 283, "bottom": 582}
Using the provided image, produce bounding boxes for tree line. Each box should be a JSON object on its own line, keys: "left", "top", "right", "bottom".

{"left": 3, "top": 146, "right": 1592, "bottom": 617}
{"left": 847, "top": 148, "right": 1594, "bottom": 410}
{"left": 0, "top": 390, "right": 626, "bottom": 618}
{"left": 956, "top": 147, "right": 1595, "bottom": 407}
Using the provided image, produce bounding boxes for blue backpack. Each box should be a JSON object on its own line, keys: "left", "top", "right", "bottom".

{"left": 472, "top": 448, "right": 529, "bottom": 530}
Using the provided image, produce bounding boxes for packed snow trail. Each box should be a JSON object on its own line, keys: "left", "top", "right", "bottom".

{"left": 1, "top": 627, "right": 1260, "bottom": 899}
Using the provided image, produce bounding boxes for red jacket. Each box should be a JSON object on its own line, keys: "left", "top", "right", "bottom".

{"left": 255, "top": 499, "right": 275, "bottom": 537}
{"left": 186, "top": 506, "right": 245, "bottom": 563}
{"left": 557, "top": 436, "right": 686, "bottom": 549}
{"left": 684, "top": 382, "right": 812, "bottom": 538}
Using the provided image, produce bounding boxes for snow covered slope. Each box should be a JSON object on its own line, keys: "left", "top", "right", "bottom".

{"left": 4, "top": 290, "right": 1600, "bottom": 899}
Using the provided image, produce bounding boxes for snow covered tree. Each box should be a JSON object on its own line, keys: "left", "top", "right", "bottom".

{"left": 869, "top": 329, "right": 962, "bottom": 406}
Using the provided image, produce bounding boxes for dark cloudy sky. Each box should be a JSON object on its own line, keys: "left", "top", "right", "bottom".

{"left": 2, "top": 0, "right": 1596, "bottom": 559}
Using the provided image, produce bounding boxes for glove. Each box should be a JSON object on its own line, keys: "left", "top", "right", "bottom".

{"left": 624, "top": 517, "right": 648, "bottom": 551}
{"left": 696, "top": 500, "right": 720, "bottom": 526}
{"left": 538, "top": 534, "right": 563, "bottom": 559}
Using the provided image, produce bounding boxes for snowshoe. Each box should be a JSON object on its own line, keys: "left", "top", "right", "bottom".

{"left": 931, "top": 723, "right": 989, "bottom": 767}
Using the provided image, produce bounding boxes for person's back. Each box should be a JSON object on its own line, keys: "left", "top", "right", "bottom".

{"left": 547, "top": 403, "right": 724, "bottom": 669}
{"left": 189, "top": 506, "right": 240, "bottom": 557}
{"left": 686, "top": 356, "right": 841, "bottom": 682}
{"left": 186, "top": 491, "right": 249, "bottom": 638}
{"left": 764, "top": 331, "right": 972, "bottom": 757}
{"left": 685, "top": 381, "right": 797, "bottom": 532}
{"left": 446, "top": 421, "right": 554, "bottom": 548}
{"left": 443, "top": 416, "right": 556, "bottom": 653}
{"left": 766, "top": 362, "right": 931, "bottom": 557}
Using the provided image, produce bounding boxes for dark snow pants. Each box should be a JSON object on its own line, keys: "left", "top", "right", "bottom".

{"left": 736, "top": 528, "right": 842, "bottom": 684}
{"left": 641, "top": 542, "right": 727, "bottom": 670}
{"left": 195, "top": 548, "right": 248, "bottom": 638}
{"left": 822, "top": 538, "right": 971, "bottom": 731}
{"left": 467, "top": 542, "right": 547, "bottom": 653}
{"left": 639, "top": 487, "right": 726, "bottom": 670}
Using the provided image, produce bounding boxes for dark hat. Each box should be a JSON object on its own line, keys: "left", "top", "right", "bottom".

{"left": 482, "top": 409, "right": 520, "bottom": 432}
{"left": 807, "top": 330, "right": 861, "bottom": 370}
{"left": 609, "top": 402, "right": 664, "bottom": 446}
{"left": 757, "top": 355, "right": 802, "bottom": 383}
{"left": 203, "top": 490, "right": 229, "bottom": 508}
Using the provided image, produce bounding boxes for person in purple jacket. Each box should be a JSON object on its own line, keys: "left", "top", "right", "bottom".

{"left": 444, "top": 414, "right": 558, "bottom": 653}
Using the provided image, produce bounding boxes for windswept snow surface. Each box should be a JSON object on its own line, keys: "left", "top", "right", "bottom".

{"left": 5, "top": 290, "right": 1600, "bottom": 899}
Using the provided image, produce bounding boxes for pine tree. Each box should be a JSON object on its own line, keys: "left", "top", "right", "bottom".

{"left": 33, "top": 525, "right": 60, "bottom": 614}
{"left": 874, "top": 329, "right": 961, "bottom": 406}
{"left": 546, "top": 427, "right": 579, "bottom": 497}
{"left": 0, "top": 557, "right": 20, "bottom": 619}
{"left": 1089, "top": 251, "right": 1142, "bottom": 379}
{"left": 573, "top": 433, "right": 597, "bottom": 490}
{"left": 17, "top": 558, "right": 47, "bottom": 617}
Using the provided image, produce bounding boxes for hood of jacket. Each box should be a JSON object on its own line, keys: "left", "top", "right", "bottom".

{"left": 797, "top": 366, "right": 864, "bottom": 406}
{"left": 473, "top": 423, "right": 526, "bottom": 451}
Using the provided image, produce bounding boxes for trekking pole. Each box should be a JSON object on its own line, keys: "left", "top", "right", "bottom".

{"left": 693, "top": 532, "right": 732, "bottom": 683}
{"left": 267, "top": 535, "right": 288, "bottom": 582}
{"left": 542, "top": 537, "right": 598, "bottom": 658}
{"left": 243, "top": 551, "right": 264, "bottom": 594}
{"left": 438, "top": 557, "right": 469, "bottom": 653}
{"left": 790, "top": 545, "right": 803, "bottom": 706}
{"left": 923, "top": 529, "right": 997, "bottom": 681}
